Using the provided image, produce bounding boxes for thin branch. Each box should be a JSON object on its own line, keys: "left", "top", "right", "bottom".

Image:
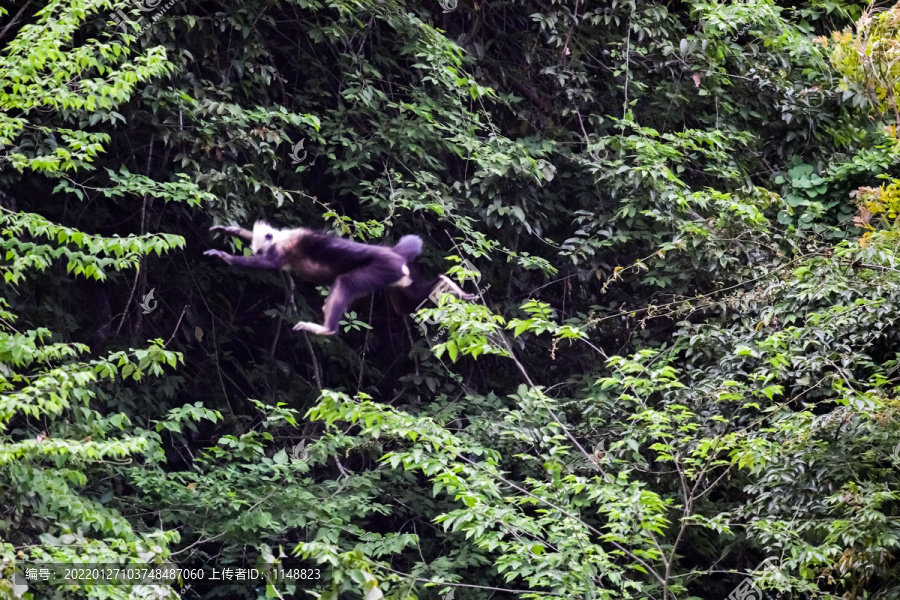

{"left": 302, "top": 331, "right": 322, "bottom": 389}
{"left": 0, "top": 0, "right": 34, "bottom": 41}
{"left": 560, "top": 0, "right": 580, "bottom": 65}
{"left": 169, "top": 531, "right": 228, "bottom": 557}
{"left": 165, "top": 305, "right": 190, "bottom": 346}
{"left": 115, "top": 265, "right": 141, "bottom": 335}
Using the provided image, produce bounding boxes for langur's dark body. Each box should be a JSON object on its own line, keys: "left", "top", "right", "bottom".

{"left": 205, "top": 222, "right": 474, "bottom": 336}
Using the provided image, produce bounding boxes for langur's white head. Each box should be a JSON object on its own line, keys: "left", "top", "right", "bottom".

{"left": 251, "top": 221, "right": 282, "bottom": 254}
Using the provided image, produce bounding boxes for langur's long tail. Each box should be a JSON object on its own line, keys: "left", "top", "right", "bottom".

{"left": 388, "top": 275, "right": 478, "bottom": 315}
{"left": 394, "top": 235, "right": 423, "bottom": 261}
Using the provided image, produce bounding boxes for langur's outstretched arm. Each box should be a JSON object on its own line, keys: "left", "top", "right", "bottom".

{"left": 206, "top": 224, "right": 283, "bottom": 269}
{"left": 210, "top": 225, "right": 253, "bottom": 241}
{"left": 203, "top": 249, "right": 283, "bottom": 270}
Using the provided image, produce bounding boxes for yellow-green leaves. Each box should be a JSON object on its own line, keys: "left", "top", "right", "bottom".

{"left": 0, "top": 209, "right": 184, "bottom": 284}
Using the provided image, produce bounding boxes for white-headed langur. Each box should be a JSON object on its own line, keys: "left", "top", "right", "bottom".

{"left": 204, "top": 222, "right": 477, "bottom": 335}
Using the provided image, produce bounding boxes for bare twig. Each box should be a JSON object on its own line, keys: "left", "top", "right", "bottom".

{"left": 165, "top": 305, "right": 190, "bottom": 346}
{"left": 0, "top": 0, "right": 34, "bottom": 41}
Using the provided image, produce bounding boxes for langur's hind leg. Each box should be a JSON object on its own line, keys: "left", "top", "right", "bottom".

{"left": 293, "top": 268, "right": 388, "bottom": 335}
{"left": 435, "top": 275, "right": 478, "bottom": 302}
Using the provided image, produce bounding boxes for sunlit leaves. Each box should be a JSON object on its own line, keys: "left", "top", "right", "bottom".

{"left": 0, "top": 209, "right": 184, "bottom": 284}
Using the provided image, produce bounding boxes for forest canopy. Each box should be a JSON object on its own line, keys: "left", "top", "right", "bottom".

{"left": 2, "top": 0, "right": 900, "bottom": 598}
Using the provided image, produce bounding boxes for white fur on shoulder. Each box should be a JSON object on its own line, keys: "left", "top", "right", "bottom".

{"left": 251, "top": 221, "right": 290, "bottom": 254}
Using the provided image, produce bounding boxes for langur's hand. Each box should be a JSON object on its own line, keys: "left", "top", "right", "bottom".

{"left": 210, "top": 225, "right": 242, "bottom": 236}
{"left": 204, "top": 249, "right": 230, "bottom": 261}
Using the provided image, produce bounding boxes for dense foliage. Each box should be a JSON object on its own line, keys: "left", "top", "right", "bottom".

{"left": 3, "top": 0, "right": 900, "bottom": 598}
